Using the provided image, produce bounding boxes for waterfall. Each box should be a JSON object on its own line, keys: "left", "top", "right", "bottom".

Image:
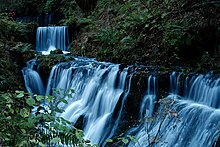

{"left": 184, "top": 74, "right": 220, "bottom": 108}
{"left": 36, "top": 26, "right": 69, "bottom": 53}
{"left": 129, "top": 72, "right": 220, "bottom": 147}
{"left": 22, "top": 58, "right": 220, "bottom": 146}
{"left": 45, "top": 58, "right": 131, "bottom": 144}
{"left": 127, "top": 75, "right": 158, "bottom": 147}
{"left": 169, "top": 72, "right": 180, "bottom": 95}
{"left": 140, "top": 75, "right": 157, "bottom": 118}
{"left": 22, "top": 59, "right": 45, "bottom": 95}
{"left": 21, "top": 25, "right": 220, "bottom": 146}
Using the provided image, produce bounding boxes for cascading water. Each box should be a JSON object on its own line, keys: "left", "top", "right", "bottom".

{"left": 22, "top": 59, "right": 45, "bottom": 95}
{"left": 140, "top": 75, "right": 157, "bottom": 118}
{"left": 129, "top": 72, "right": 220, "bottom": 147}
{"left": 22, "top": 26, "right": 70, "bottom": 94}
{"left": 127, "top": 75, "right": 158, "bottom": 147}
{"left": 36, "top": 26, "right": 69, "bottom": 54}
{"left": 23, "top": 61, "right": 220, "bottom": 146}
{"left": 184, "top": 74, "right": 220, "bottom": 108}
{"left": 169, "top": 72, "right": 180, "bottom": 95}
{"left": 46, "top": 58, "right": 131, "bottom": 144}
{"left": 22, "top": 25, "right": 220, "bottom": 146}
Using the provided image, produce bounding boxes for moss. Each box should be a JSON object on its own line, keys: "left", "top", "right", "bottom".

{"left": 50, "top": 48, "right": 63, "bottom": 54}
{"left": 36, "top": 54, "right": 74, "bottom": 71}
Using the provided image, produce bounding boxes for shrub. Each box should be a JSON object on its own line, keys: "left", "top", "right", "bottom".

{"left": 0, "top": 90, "right": 94, "bottom": 146}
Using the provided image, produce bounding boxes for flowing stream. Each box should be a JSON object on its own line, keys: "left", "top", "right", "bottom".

{"left": 22, "top": 26, "right": 220, "bottom": 146}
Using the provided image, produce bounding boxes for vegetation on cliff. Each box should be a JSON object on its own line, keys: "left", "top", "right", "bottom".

{"left": 0, "top": 13, "right": 36, "bottom": 90}
{"left": 62, "top": 0, "right": 220, "bottom": 70}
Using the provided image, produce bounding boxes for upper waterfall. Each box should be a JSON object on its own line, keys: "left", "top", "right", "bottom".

{"left": 36, "top": 26, "right": 69, "bottom": 53}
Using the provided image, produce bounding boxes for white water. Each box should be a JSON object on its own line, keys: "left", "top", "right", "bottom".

{"left": 184, "top": 74, "right": 220, "bottom": 108}
{"left": 129, "top": 72, "right": 220, "bottom": 147}
{"left": 46, "top": 59, "right": 130, "bottom": 144}
{"left": 22, "top": 26, "right": 220, "bottom": 146}
{"left": 36, "top": 26, "right": 69, "bottom": 54}
{"left": 22, "top": 59, "right": 45, "bottom": 95}
{"left": 22, "top": 59, "right": 220, "bottom": 146}
{"left": 169, "top": 71, "right": 181, "bottom": 96}
{"left": 140, "top": 75, "right": 157, "bottom": 118}
{"left": 128, "top": 75, "right": 158, "bottom": 146}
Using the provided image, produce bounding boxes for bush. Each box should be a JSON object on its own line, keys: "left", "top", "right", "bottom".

{"left": 62, "top": 0, "right": 220, "bottom": 68}
{"left": 0, "top": 90, "right": 94, "bottom": 146}
{"left": 0, "top": 13, "right": 37, "bottom": 43}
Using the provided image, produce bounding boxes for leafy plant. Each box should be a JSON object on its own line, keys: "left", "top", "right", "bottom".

{"left": 0, "top": 90, "right": 94, "bottom": 146}
{"left": 0, "top": 13, "right": 37, "bottom": 43}
{"left": 105, "top": 134, "right": 139, "bottom": 147}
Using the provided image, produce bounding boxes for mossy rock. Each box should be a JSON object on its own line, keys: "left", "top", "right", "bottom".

{"left": 50, "top": 49, "right": 63, "bottom": 54}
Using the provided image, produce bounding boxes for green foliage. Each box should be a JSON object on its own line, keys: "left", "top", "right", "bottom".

{"left": 36, "top": 54, "right": 74, "bottom": 71}
{"left": 45, "top": 0, "right": 78, "bottom": 18}
{"left": 0, "top": 0, "right": 45, "bottom": 16}
{"left": 0, "top": 90, "right": 94, "bottom": 146}
{"left": 63, "top": 0, "right": 220, "bottom": 68}
{"left": 0, "top": 13, "right": 24, "bottom": 41}
{"left": 0, "top": 53, "right": 19, "bottom": 90}
{"left": 105, "top": 134, "right": 139, "bottom": 147}
{"left": 45, "top": 0, "right": 65, "bottom": 13}
{"left": 0, "top": 41, "right": 35, "bottom": 90}
{"left": 0, "top": 12, "right": 36, "bottom": 90}
{"left": 94, "top": 28, "right": 120, "bottom": 48}
{"left": 0, "top": 13, "right": 37, "bottom": 43}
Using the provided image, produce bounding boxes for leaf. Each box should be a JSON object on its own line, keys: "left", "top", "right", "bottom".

{"left": 70, "top": 89, "right": 75, "bottom": 93}
{"left": 121, "top": 36, "right": 132, "bottom": 44}
{"left": 9, "top": 108, "right": 14, "bottom": 114}
{"left": 84, "top": 140, "right": 91, "bottom": 144}
{"left": 21, "top": 129, "right": 26, "bottom": 133}
{"left": 59, "top": 98, "right": 68, "bottom": 104}
{"left": 50, "top": 137, "right": 61, "bottom": 144}
{"left": 15, "top": 90, "right": 23, "bottom": 94}
{"left": 16, "top": 93, "right": 24, "bottom": 98}
{"left": 127, "top": 135, "right": 138, "bottom": 143}
{"left": 29, "top": 138, "right": 37, "bottom": 143}
{"left": 20, "top": 108, "right": 30, "bottom": 118}
{"left": 46, "top": 95, "right": 55, "bottom": 102}
{"left": 26, "top": 97, "right": 36, "bottom": 106}
{"left": 39, "top": 142, "right": 46, "bottom": 147}
{"left": 106, "top": 139, "right": 113, "bottom": 143}
{"left": 6, "top": 104, "right": 11, "bottom": 108}
{"left": 54, "top": 106, "right": 64, "bottom": 113}
{"left": 28, "top": 115, "right": 37, "bottom": 125}
{"left": 36, "top": 95, "right": 44, "bottom": 101}
{"left": 122, "top": 138, "right": 129, "bottom": 144}
{"left": 144, "top": 24, "right": 149, "bottom": 28}
{"left": 75, "top": 129, "right": 83, "bottom": 140}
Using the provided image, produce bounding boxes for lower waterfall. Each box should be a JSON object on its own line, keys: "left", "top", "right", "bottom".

{"left": 22, "top": 59, "right": 45, "bottom": 95}
{"left": 128, "top": 72, "right": 220, "bottom": 147}
{"left": 22, "top": 58, "right": 220, "bottom": 146}
{"left": 45, "top": 58, "right": 132, "bottom": 144}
